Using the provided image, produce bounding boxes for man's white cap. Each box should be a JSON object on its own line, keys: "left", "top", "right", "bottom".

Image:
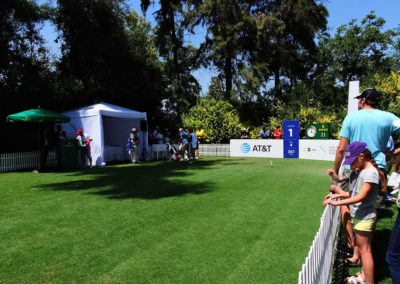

{"left": 179, "top": 128, "right": 183, "bottom": 131}
{"left": 132, "top": 128, "right": 137, "bottom": 132}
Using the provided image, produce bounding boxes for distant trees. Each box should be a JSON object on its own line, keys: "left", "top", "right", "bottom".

{"left": 52, "top": 0, "right": 165, "bottom": 117}
{"left": 2, "top": 0, "right": 400, "bottom": 146}
{"left": 0, "top": 0, "right": 54, "bottom": 114}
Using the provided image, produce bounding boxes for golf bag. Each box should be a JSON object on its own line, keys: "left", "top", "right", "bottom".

{"left": 166, "top": 143, "right": 181, "bottom": 162}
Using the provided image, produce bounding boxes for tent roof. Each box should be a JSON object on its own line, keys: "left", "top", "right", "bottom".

{"left": 63, "top": 102, "right": 147, "bottom": 119}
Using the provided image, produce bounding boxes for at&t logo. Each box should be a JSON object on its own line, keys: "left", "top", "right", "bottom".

{"left": 240, "top": 143, "right": 251, "bottom": 153}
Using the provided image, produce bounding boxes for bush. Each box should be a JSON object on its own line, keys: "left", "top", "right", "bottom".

{"left": 181, "top": 98, "right": 243, "bottom": 143}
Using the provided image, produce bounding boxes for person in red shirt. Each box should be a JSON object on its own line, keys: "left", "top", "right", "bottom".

{"left": 273, "top": 126, "right": 283, "bottom": 139}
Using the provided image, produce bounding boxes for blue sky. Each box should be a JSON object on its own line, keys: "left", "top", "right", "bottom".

{"left": 39, "top": 0, "right": 400, "bottom": 94}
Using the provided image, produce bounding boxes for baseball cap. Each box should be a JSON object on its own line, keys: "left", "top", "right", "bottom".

{"left": 188, "top": 127, "right": 193, "bottom": 131}
{"left": 179, "top": 128, "right": 183, "bottom": 131}
{"left": 354, "top": 88, "right": 381, "bottom": 103}
{"left": 131, "top": 128, "right": 137, "bottom": 132}
{"left": 343, "top": 141, "right": 368, "bottom": 165}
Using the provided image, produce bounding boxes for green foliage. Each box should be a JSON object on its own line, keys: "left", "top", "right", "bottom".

{"left": 181, "top": 98, "right": 243, "bottom": 143}
{"left": 371, "top": 71, "right": 400, "bottom": 117}
{"left": 270, "top": 99, "right": 345, "bottom": 139}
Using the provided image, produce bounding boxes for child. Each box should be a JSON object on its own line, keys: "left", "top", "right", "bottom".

{"left": 324, "top": 141, "right": 385, "bottom": 284}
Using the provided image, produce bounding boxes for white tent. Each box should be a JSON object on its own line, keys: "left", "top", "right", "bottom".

{"left": 62, "top": 102, "right": 148, "bottom": 166}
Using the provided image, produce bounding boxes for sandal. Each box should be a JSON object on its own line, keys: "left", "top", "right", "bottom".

{"left": 345, "top": 275, "right": 365, "bottom": 284}
{"left": 340, "top": 258, "right": 361, "bottom": 266}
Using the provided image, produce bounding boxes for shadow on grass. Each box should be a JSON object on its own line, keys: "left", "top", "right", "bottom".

{"left": 36, "top": 159, "right": 243, "bottom": 200}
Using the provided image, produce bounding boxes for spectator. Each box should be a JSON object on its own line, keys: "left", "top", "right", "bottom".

{"left": 259, "top": 126, "right": 270, "bottom": 139}
{"left": 156, "top": 130, "right": 164, "bottom": 144}
{"left": 241, "top": 128, "right": 249, "bottom": 139}
{"left": 76, "top": 129, "right": 92, "bottom": 168}
{"left": 188, "top": 127, "right": 197, "bottom": 160}
{"left": 152, "top": 126, "right": 160, "bottom": 145}
{"left": 332, "top": 88, "right": 400, "bottom": 281}
{"left": 127, "top": 128, "right": 140, "bottom": 164}
{"left": 195, "top": 125, "right": 204, "bottom": 159}
{"left": 179, "top": 128, "right": 189, "bottom": 160}
{"left": 324, "top": 142, "right": 384, "bottom": 284}
{"left": 334, "top": 88, "right": 400, "bottom": 208}
{"left": 55, "top": 125, "right": 68, "bottom": 142}
{"left": 273, "top": 126, "right": 283, "bottom": 139}
{"left": 164, "top": 129, "right": 171, "bottom": 144}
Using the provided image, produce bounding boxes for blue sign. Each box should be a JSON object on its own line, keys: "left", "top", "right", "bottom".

{"left": 240, "top": 142, "right": 251, "bottom": 154}
{"left": 283, "top": 120, "right": 299, "bottom": 158}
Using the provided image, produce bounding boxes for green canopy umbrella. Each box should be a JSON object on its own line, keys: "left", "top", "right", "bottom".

{"left": 6, "top": 108, "right": 71, "bottom": 171}
{"left": 6, "top": 108, "right": 70, "bottom": 123}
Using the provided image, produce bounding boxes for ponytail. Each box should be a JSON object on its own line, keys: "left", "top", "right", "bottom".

{"left": 363, "top": 149, "right": 387, "bottom": 192}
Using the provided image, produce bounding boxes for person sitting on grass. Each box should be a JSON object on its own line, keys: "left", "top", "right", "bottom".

{"left": 324, "top": 141, "right": 385, "bottom": 284}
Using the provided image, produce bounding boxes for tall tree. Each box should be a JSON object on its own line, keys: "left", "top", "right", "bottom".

{"left": 251, "top": 0, "right": 328, "bottom": 99}
{"left": 52, "top": 0, "right": 165, "bottom": 117}
{"left": 0, "top": 0, "right": 56, "bottom": 152}
{"left": 141, "top": 0, "right": 201, "bottom": 120}
{"left": 197, "top": 0, "right": 253, "bottom": 101}
{"left": 327, "top": 12, "right": 396, "bottom": 85}
{"left": 0, "top": 0, "right": 53, "bottom": 112}
{"left": 310, "top": 12, "right": 398, "bottom": 109}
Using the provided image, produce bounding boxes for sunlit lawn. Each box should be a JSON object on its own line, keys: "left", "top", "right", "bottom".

{"left": 0, "top": 157, "right": 395, "bottom": 283}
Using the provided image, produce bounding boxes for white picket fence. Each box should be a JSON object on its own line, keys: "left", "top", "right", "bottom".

{"left": 199, "top": 144, "right": 230, "bottom": 156}
{"left": 298, "top": 204, "right": 341, "bottom": 284}
{"left": 0, "top": 151, "right": 57, "bottom": 172}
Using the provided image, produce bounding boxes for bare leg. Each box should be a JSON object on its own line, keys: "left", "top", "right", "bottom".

{"left": 356, "top": 230, "right": 375, "bottom": 284}
{"left": 341, "top": 205, "right": 355, "bottom": 248}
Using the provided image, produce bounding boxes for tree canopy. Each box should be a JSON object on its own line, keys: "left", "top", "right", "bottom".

{"left": 1, "top": 1, "right": 400, "bottom": 152}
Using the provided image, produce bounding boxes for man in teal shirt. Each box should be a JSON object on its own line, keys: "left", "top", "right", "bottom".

{"left": 334, "top": 88, "right": 400, "bottom": 174}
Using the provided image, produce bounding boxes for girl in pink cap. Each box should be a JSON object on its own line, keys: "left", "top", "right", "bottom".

{"left": 324, "top": 141, "right": 386, "bottom": 284}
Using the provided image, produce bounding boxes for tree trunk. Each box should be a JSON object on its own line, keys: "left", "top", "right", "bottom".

{"left": 225, "top": 56, "right": 232, "bottom": 101}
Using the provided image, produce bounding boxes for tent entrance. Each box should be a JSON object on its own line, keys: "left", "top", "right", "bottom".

{"left": 102, "top": 115, "right": 141, "bottom": 162}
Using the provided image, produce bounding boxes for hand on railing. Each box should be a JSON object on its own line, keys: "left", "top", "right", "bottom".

{"left": 323, "top": 194, "right": 333, "bottom": 207}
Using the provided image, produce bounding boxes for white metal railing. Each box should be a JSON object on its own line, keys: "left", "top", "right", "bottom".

{"left": 0, "top": 151, "right": 57, "bottom": 173}
{"left": 0, "top": 145, "right": 230, "bottom": 172}
{"left": 199, "top": 144, "right": 230, "bottom": 156}
{"left": 298, "top": 204, "right": 340, "bottom": 284}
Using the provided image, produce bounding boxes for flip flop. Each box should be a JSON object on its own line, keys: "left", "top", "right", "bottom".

{"left": 345, "top": 275, "right": 365, "bottom": 284}
{"left": 340, "top": 258, "right": 361, "bottom": 266}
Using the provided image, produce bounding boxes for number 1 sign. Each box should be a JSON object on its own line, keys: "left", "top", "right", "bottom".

{"left": 283, "top": 120, "right": 299, "bottom": 158}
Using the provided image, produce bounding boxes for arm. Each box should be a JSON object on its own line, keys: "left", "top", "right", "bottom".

{"left": 334, "top": 137, "right": 349, "bottom": 174}
{"left": 326, "top": 182, "right": 373, "bottom": 206}
{"left": 327, "top": 169, "right": 345, "bottom": 182}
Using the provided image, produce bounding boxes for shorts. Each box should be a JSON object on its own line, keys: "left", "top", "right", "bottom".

{"left": 352, "top": 217, "right": 376, "bottom": 232}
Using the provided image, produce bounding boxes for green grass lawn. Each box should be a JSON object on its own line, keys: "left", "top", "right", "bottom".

{"left": 0, "top": 157, "right": 396, "bottom": 283}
